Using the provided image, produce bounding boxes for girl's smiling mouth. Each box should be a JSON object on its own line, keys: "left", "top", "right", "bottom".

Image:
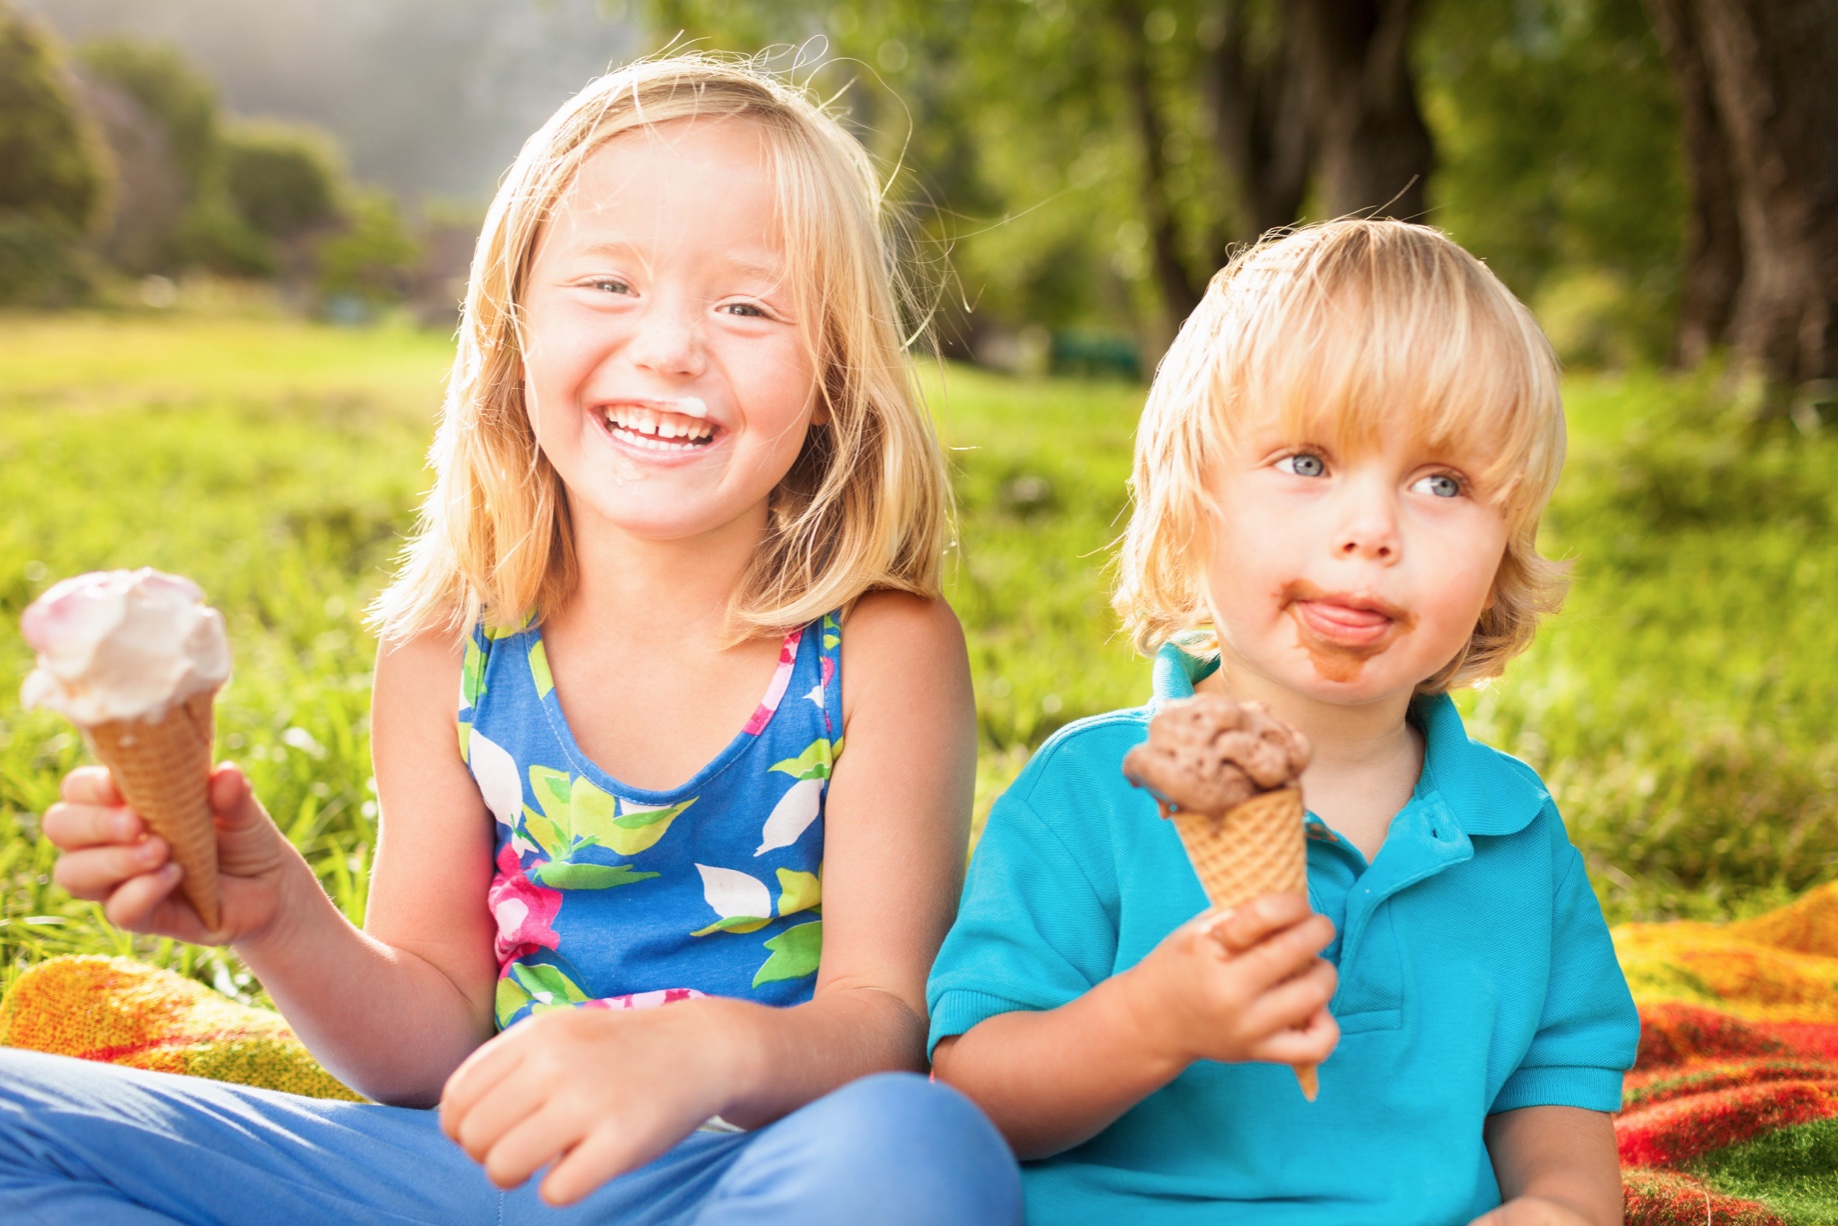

{"left": 1280, "top": 581, "right": 1418, "bottom": 681}
{"left": 598, "top": 400, "right": 723, "bottom": 455}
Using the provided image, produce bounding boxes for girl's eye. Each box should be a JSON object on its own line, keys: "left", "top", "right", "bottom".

{"left": 1414, "top": 473, "right": 1464, "bottom": 499}
{"left": 721, "top": 301, "right": 767, "bottom": 319}
{"left": 588, "top": 277, "right": 632, "bottom": 295}
{"left": 1277, "top": 453, "right": 1327, "bottom": 478}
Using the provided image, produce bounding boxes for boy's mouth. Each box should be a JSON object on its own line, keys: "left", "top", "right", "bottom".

{"left": 598, "top": 402, "right": 721, "bottom": 453}
{"left": 1280, "top": 581, "right": 1417, "bottom": 678}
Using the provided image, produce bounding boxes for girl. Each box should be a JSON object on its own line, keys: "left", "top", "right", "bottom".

{"left": 926, "top": 220, "right": 1639, "bottom": 1225}
{"left": 2, "top": 55, "right": 1020, "bottom": 1225}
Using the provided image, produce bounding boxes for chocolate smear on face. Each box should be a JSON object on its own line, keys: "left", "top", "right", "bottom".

{"left": 1280, "top": 579, "right": 1417, "bottom": 683}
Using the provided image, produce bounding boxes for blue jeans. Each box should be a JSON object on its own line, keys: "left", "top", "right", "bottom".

{"left": 0, "top": 1050, "right": 1021, "bottom": 1225}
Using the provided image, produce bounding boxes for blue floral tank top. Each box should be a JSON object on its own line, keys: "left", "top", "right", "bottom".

{"left": 459, "top": 613, "right": 841, "bottom": 1029}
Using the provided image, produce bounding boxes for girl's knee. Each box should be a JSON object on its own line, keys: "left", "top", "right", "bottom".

{"left": 783, "top": 1073, "right": 1021, "bottom": 1222}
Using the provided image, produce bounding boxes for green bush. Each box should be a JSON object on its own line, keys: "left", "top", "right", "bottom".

{"left": 76, "top": 38, "right": 218, "bottom": 192}
{"left": 0, "top": 215, "right": 92, "bottom": 306}
{"left": 174, "top": 196, "right": 276, "bottom": 277}
{"left": 316, "top": 192, "right": 419, "bottom": 309}
{"left": 220, "top": 122, "right": 345, "bottom": 239}
{"left": 0, "top": 2, "right": 109, "bottom": 236}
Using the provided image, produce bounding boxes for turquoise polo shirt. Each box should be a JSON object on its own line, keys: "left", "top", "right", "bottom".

{"left": 928, "top": 646, "right": 1638, "bottom": 1225}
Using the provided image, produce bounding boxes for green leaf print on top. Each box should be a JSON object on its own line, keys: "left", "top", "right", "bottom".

{"left": 753, "top": 921, "right": 823, "bottom": 988}
{"left": 461, "top": 637, "right": 486, "bottom": 710}
{"left": 517, "top": 764, "right": 688, "bottom": 884}
{"left": 776, "top": 868, "right": 821, "bottom": 917}
{"left": 769, "top": 737, "right": 839, "bottom": 782}
{"left": 495, "top": 959, "right": 592, "bottom": 1026}
{"left": 528, "top": 639, "right": 554, "bottom": 698}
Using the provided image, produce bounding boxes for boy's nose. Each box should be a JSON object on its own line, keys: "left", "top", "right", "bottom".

{"left": 1334, "top": 489, "right": 1401, "bottom": 562}
{"left": 627, "top": 300, "right": 706, "bottom": 378}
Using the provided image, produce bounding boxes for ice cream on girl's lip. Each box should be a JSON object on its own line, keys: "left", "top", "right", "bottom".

{"left": 20, "top": 568, "right": 230, "bottom": 724}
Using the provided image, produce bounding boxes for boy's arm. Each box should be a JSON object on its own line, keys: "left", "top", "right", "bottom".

{"left": 1472, "top": 1106, "right": 1622, "bottom": 1226}
{"left": 933, "top": 895, "right": 1339, "bottom": 1159}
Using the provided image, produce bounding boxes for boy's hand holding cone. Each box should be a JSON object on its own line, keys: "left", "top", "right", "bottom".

{"left": 1124, "top": 692, "right": 1322, "bottom": 1100}
{"left": 22, "top": 569, "right": 231, "bottom": 930}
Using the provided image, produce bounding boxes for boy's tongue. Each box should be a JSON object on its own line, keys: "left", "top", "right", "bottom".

{"left": 1294, "top": 598, "right": 1391, "bottom": 644}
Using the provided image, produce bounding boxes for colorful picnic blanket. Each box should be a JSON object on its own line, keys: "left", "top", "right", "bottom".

{"left": 1615, "top": 883, "right": 1838, "bottom": 1225}
{"left": 4, "top": 886, "right": 1838, "bottom": 1220}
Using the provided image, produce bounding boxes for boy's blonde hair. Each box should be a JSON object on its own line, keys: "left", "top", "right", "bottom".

{"left": 373, "top": 53, "right": 950, "bottom": 643}
{"left": 1115, "top": 219, "right": 1567, "bottom": 693}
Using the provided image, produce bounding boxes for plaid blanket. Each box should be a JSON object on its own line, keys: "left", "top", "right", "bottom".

{"left": 5, "top": 885, "right": 1838, "bottom": 1220}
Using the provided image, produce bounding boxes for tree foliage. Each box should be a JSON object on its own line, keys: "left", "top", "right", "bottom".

{"left": 76, "top": 39, "right": 220, "bottom": 194}
{"left": 1419, "top": 0, "right": 1684, "bottom": 365}
{"left": 221, "top": 122, "right": 346, "bottom": 239}
{"left": 641, "top": 0, "right": 1683, "bottom": 360}
{"left": 0, "top": 1, "right": 108, "bottom": 234}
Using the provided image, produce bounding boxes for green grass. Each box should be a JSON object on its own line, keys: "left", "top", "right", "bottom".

{"left": 1694, "top": 1116, "right": 1838, "bottom": 1224}
{"left": 0, "top": 312, "right": 1833, "bottom": 998}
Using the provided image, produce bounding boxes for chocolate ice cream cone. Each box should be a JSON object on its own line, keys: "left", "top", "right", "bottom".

{"left": 1168, "top": 784, "right": 1319, "bottom": 1101}
{"left": 84, "top": 689, "right": 220, "bottom": 930}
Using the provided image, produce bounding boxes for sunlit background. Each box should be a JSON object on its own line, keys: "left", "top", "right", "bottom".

{"left": 3, "top": 0, "right": 1836, "bottom": 969}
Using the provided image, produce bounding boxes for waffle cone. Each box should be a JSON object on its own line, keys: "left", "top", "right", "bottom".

{"left": 83, "top": 690, "right": 220, "bottom": 930}
{"left": 1171, "top": 785, "right": 1318, "bottom": 1100}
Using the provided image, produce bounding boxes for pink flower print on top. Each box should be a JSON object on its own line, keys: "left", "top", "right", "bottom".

{"left": 489, "top": 842, "right": 562, "bottom": 974}
{"left": 582, "top": 988, "right": 708, "bottom": 1011}
{"left": 741, "top": 628, "right": 802, "bottom": 736}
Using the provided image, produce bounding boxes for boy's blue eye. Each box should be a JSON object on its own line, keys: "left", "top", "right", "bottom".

{"left": 589, "top": 278, "right": 631, "bottom": 295}
{"left": 1416, "top": 473, "right": 1463, "bottom": 498}
{"left": 1278, "top": 453, "right": 1326, "bottom": 478}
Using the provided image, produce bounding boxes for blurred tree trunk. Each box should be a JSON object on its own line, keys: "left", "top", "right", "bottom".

{"left": 1291, "top": 0, "right": 1433, "bottom": 221}
{"left": 1645, "top": 0, "right": 1743, "bottom": 367}
{"left": 1201, "top": 2, "right": 1313, "bottom": 239}
{"left": 1112, "top": 0, "right": 1208, "bottom": 320}
{"left": 1647, "top": 0, "right": 1838, "bottom": 395}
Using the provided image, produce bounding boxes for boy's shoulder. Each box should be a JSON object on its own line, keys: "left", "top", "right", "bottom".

{"left": 1004, "top": 705, "right": 1153, "bottom": 806}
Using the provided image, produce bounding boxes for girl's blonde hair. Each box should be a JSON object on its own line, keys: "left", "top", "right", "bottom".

{"left": 373, "top": 53, "right": 950, "bottom": 643}
{"left": 1115, "top": 219, "right": 1568, "bottom": 693}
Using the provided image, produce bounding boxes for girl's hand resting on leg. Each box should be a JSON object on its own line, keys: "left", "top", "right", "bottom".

{"left": 439, "top": 1001, "right": 747, "bottom": 1206}
{"left": 42, "top": 763, "right": 304, "bottom": 946}
{"left": 1120, "top": 892, "right": 1339, "bottom": 1073}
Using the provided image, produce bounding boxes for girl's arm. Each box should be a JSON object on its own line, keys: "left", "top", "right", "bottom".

{"left": 439, "top": 592, "right": 978, "bottom": 1204}
{"left": 1471, "top": 1107, "right": 1623, "bottom": 1226}
{"left": 931, "top": 895, "right": 1339, "bottom": 1158}
{"left": 236, "top": 631, "right": 499, "bottom": 1103}
{"left": 45, "top": 631, "right": 499, "bottom": 1106}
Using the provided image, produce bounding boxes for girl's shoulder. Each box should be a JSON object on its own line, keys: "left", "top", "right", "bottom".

{"left": 836, "top": 592, "right": 967, "bottom": 705}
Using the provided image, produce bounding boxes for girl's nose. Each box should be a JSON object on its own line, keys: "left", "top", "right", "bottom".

{"left": 627, "top": 301, "right": 705, "bottom": 378}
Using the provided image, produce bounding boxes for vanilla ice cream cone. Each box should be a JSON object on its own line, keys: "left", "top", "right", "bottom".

{"left": 21, "top": 570, "right": 231, "bottom": 931}
{"left": 1169, "top": 784, "right": 1317, "bottom": 1099}
{"left": 84, "top": 688, "right": 221, "bottom": 929}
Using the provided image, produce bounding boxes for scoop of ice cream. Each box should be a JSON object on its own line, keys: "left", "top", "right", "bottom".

{"left": 1122, "top": 693, "right": 1310, "bottom": 815}
{"left": 20, "top": 569, "right": 230, "bottom": 724}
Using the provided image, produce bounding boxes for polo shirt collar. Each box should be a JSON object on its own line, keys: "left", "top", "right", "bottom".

{"left": 1148, "top": 641, "right": 1547, "bottom": 839}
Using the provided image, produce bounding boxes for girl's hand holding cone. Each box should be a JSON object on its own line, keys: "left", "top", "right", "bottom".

{"left": 1116, "top": 894, "right": 1340, "bottom": 1077}
{"left": 43, "top": 762, "right": 303, "bottom": 947}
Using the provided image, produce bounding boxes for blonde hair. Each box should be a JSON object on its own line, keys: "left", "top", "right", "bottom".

{"left": 1115, "top": 219, "right": 1568, "bottom": 693}
{"left": 373, "top": 53, "right": 950, "bottom": 643}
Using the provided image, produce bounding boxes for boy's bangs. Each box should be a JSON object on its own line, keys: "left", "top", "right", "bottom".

{"left": 1220, "top": 240, "right": 1561, "bottom": 518}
